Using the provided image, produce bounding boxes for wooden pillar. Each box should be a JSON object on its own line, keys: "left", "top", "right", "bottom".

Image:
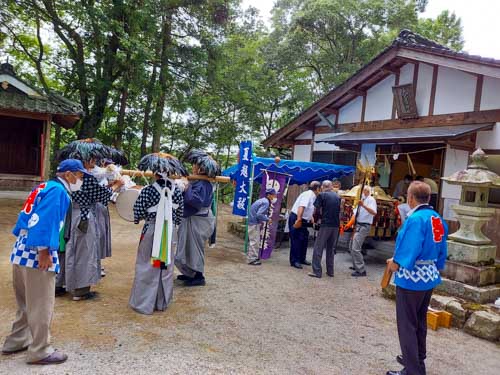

{"left": 474, "top": 75, "right": 484, "bottom": 112}
{"left": 392, "top": 71, "right": 400, "bottom": 119}
{"left": 428, "top": 65, "right": 438, "bottom": 116}
{"left": 309, "top": 126, "right": 316, "bottom": 162}
{"left": 42, "top": 118, "right": 52, "bottom": 180}
{"left": 412, "top": 62, "right": 419, "bottom": 96}
{"left": 361, "top": 94, "right": 367, "bottom": 123}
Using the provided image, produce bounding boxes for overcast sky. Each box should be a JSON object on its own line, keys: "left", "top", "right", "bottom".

{"left": 241, "top": 0, "right": 500, "bottom": 59}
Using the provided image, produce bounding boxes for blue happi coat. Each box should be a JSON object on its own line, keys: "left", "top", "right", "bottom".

{"left": 10, "top": 180, "right": 71, "bottom": 272}
{"left": 393, "top": 205, "right": 448, "bottom": 291}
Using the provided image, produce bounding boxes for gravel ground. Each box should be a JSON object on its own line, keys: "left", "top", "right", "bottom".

{"left": 0, "top": 199, "right": 499, "bottom": 375}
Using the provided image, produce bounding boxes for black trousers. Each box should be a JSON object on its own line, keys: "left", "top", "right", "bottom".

{"left": 396, "top": 286, "right": 433, "bottom": 375}
{"left": 288, "top": 212, "right": 309, "bottom": 265}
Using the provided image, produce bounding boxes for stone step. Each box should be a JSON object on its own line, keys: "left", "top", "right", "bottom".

{"left": 442, "top": 260, "right": 497, "bottom": 287}
{"left": 382, "top": 284, "right": 500, "bottom": 342}
{"left": 435, "top": 277, "right": 500, "bottom": 304}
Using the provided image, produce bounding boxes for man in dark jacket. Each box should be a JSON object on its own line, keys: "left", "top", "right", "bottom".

{"left": 309, "top": 180, "right": 341, "bottom": 278}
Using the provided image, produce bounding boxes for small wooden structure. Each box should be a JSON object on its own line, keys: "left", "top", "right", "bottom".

{"left": 0, "top": 63, "right": 82, "bottom": 190}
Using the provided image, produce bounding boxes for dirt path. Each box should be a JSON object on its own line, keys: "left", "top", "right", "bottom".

{"left": 0, "top": 200, "right": 498, "bottom": 375}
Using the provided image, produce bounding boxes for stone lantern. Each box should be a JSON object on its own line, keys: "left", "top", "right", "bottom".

{"left": 442, "top": 148, "right": 500, "bottom": 264}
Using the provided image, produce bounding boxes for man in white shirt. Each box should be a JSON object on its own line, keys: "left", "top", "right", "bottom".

{"left": 288, "top": 181, "right": 321, "bottom": 269}
{"left": 350, "top": 186, "right": 377, "bottom": 277}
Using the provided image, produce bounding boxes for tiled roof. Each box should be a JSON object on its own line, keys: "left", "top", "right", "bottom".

{"left": 393, "top": 29, "right": 500, "bottom": 66}
{"left": 0, "top": 91, "right": 83, "bottom": 116}
{"left": 0, "top": 63, "right": 83, "bottom": 120}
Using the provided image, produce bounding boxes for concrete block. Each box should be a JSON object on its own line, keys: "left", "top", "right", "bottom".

{"left": 464, "top": 310, "right": 500, "bottom": 342}
{"left": 436, "top": 278, "right": 500, "bottom": 304}
{"left": 447, "top": 241, "right": 497, "bottom": 263}
{"left": 430, "top": 295, "right": 455, "bottom": 310}
{"left": 442, "top": 260, "right": 497, "bottom": 286}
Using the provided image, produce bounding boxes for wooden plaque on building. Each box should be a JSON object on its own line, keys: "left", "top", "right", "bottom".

{"left": 392, "top": 83, "right": 418, "bottom": 119}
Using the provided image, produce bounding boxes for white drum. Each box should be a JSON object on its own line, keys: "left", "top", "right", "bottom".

{"left": 115, "top": 186, "right": 143, "bottom": 222}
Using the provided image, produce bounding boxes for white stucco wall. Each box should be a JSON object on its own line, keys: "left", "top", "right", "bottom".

{"left": 338, "top": 96, "right": 362, "bottom": 124}
{"left": 293, "top": 144, "right": 311, "bottom": 161}
{"left": 476, "top": 123, "right": 500, "bottom": 150}
{"left": 399, "top": 63, "right": 414, "bottom": 85}
{"left": 480, "top": 76, "right": 500, "bottom": 110}
{"left": 364, "top": 75, "right": 395, "bottom": 121}
{"left": 415, "top": 63, "right": 433, "bottom": 116}
{"left": 434, "top": 66, "right": 476, "bottom": 115}
{"left": 442, "top": 146, "right": 469, "bottom": 199}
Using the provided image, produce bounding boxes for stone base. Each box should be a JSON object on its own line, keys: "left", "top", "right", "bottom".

{"left": 447, "top": 240, "right": 497, "bottom": 263}
{"left": 382, "top": 284, "right": 500, "bottom": 342}
{"left": 435, "top": 277, "right": 500, "bottom": 304}
{"left": 0, "top": 174, "right": 41, "bottom": 191}
{"left": 442, "top": 260, "right": 497, "bottom": 287}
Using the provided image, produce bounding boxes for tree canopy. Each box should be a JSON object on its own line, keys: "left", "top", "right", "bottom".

{"left": 0, "top": 0, "right": 464, "bottom": 167}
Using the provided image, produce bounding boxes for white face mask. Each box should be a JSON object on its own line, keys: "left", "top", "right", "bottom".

{"left": 271, "top": 197, "right": 278, "bottom": 204}
{"left": 69, "top": 178, "right": 83, "bottom": 192}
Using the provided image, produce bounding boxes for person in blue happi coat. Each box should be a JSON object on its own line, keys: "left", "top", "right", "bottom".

{"left": 386, "top": 181, "right": 448, "bottom": 375}
{"left": 2, "top": 160, "right": 87, "bottom": 365}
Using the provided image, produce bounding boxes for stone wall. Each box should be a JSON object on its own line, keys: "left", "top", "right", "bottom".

{"left": 0, "top": 174, "right": 42, "bottom": 191}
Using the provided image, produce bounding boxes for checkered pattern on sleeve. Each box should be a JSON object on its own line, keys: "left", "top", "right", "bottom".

{"left": 10, "top": 231, "right": 59, "bottom": 273}
{"left": 133, "top": 183, "right": 184, "bottom": 225}
{"left": 72, "top": 175, "right": 113, "bottom": 221}
{"left": 133, "top": 185, "right": 161, "bottom": 224}
{"left": 172, "top": 186, "right": 184, "bottom": 226}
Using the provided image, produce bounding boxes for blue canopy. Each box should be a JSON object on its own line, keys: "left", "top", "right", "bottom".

{"left": 222, "top": 157, "right": 355, "bottom": 185}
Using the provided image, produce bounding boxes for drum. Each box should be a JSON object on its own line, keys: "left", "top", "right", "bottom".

{"left": 115, "top": 186, "right": 143, "bottom": 222}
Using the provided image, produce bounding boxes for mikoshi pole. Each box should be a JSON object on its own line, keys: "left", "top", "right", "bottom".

{"left": 211, "top": 182, "right": 220, "bottom": 246}
{"left": 243, "top": 151, "right": 255, "bottom": 254}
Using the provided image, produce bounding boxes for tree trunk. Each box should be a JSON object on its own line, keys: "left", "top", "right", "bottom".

{"left": 114, "top": 83, "right": 129, "bottom": 149}
{"left": 140, "top": 63, "right": 158, "bottom": 156}
{"left": 78, "top": 4, "right": 121, "bottom": 139}
{"left": 151, "top": 13, "right": 173, "bottom": 152}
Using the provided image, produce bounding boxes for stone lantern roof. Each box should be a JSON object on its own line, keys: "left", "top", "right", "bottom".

{"left": 442, "top": 148, "right": 500, "bottom": 187}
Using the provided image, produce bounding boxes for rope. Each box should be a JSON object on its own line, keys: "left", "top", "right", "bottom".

{"left": 344, "top": 146, "right": 447, "bottom": 156}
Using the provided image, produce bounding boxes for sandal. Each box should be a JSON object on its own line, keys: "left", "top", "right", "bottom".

{"left": 28, "top": 351, "right": 68, "bottom": 365}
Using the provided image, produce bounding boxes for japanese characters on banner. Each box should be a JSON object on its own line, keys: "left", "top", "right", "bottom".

{"left": 259, "top": 171, "right": 287, "bottom": 259}
{"left": 232, "top": 141, "right": 253, "bottom": 217}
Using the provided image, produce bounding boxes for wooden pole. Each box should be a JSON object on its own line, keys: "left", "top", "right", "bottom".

{"left": 120, "top": 169, "right": 230, "bottom": 183}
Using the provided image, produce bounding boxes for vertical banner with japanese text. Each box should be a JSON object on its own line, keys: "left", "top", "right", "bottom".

{"left": 259, "top": 171, "right": 287, "bottom": 259}
{"left": 232, "top": 141, "right": 253, "bottom": 217}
